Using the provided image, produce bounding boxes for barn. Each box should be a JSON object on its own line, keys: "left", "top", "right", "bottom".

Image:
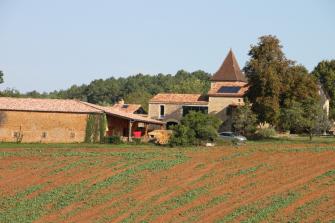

{"left": 0, "top": 97, "right": 163, "bottom": 143}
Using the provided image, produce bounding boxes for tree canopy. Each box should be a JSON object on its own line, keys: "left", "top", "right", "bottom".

{"left": 244, "top": 35, "right": 320, "bottom": 128}
{"left": 312, "top": 60, "right": 335, "bottom": 118}
{"left": 244, "top": 35, "right": 291, "bottom": 125}
{"left": 0, "top": 70, "right": 211, "bottom": 111}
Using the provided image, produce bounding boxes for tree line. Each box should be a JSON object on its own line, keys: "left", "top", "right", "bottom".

{"left": 0, "top": 34, "right": 335, "bottom": 123}
{"left": 0, "top": 70, "right": 211, "bottom": 111}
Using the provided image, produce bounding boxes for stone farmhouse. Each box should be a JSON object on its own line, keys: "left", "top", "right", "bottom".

{"left": 0, "top": 97, "right": 162, "bottom": 143}
{"left": 0, "top": 50, "right": 330, "bottom": 143}
{"left": 148, "top": 49, "right": 248, "bottom": 130}
{"left": 148, "top": 49, "right": 330, "bottom": 130}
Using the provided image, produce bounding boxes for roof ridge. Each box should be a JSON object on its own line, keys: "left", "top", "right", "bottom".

{"left": 0, "top": 96, "right": 79, "bottom": 101}
{"left": 155, "top": 93, "right": 202, "bottom": 95}
{"left": 0, "top": 97, "right": 102, "bottom": 113}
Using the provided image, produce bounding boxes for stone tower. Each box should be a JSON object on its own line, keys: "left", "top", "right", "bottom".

{"left": 208, "top": 49, "right": 248, "bottom": 130}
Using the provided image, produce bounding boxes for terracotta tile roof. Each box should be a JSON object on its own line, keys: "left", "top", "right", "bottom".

{"left": 0, "top": 97, "right": 163, "bottom": 125}
{"left": 211, "top": 49, "right": 247, "bottom": 82}
{"left": 81, "top": 102, "right": 163, "bottom": 125}
{"left": 149, "top": 93, "right": 208, "bottom": 105}
{"left": 208, "top": 82, "right": 249, "bottom": 97}
{"left": 0, "top": 97, "right": 102, "bottom": 113}
{"left": 111, "top": 103, "right": 142, "bottom": 114}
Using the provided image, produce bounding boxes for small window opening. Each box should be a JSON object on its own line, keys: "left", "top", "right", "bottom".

{"left": 160, "top": 105, "right": 165, "bottom": 118}
{"left": 42, "top": 132, "right": 47, "bottom": 138}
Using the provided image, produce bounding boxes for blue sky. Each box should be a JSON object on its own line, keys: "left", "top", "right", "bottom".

{"left": 1, "top": 0, "right": 334, "bottom": 92}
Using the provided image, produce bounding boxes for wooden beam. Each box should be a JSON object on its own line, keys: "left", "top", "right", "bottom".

{"left": 144, "top": 123, "right": 149, "bottom": 137}
{"left": 128, "top": 120, "right": 133, "bottom": 142}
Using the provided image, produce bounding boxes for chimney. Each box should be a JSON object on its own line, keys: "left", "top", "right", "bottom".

{"left": 117, "top": 99, "right": 125, "bottom": 105}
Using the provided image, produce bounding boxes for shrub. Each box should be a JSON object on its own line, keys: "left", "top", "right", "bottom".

{"left": 131, "top": 138, "right": 142, "bottom": 145}
{"left": 169, "top": 125, "right": 196, "bottom": 146}
{"left": 256, "top": 128, "right": 276, "bottom": 139}
{"left": 104, "top": 136, "right": 123, "bottom": 144}
{"left": 169, "top": 111, "right": 221, "bottom": 147}
{"left": 99, "top": 114, "right": 107, "bottom": 143}
{"left": 85, "top": 114, "right": 108, "bottom": 143}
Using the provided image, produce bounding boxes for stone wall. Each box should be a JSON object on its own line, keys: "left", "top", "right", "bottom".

{"left": 148, "top": 103, "right": 182, "bottom": 123}
{"left": 208, "top": 96, "right": 244, "bottom": 130}
{"left": 0, "top": 111, "right": 88, "bottom": 143}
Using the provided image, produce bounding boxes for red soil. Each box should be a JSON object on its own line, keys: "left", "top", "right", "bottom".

{"left": 1, "top": 144, "right": 335, "bottom": 222}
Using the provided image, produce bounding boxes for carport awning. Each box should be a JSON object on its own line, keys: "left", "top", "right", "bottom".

{"left": 81, "top": 102, "right": 163, "bottom": 125}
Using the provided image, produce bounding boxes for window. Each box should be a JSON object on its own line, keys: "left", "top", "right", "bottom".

{"left": 159, "top": 105, "right": 165, "bottom": 118}
{"left": 41, "top": 132, "right": 47, "bottom": 138}
{"left": 182, "top": 106, "right": 208, "bottom": 117}
{"left": 220, "top": 132, "right": 234, "bottom": 137}
{"left": 226, "top": 107, "right": 232, "bottom": 116}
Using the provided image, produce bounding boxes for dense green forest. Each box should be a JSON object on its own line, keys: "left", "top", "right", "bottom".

{"left": 0, "top": 70, "right": 211, "bottom": 111}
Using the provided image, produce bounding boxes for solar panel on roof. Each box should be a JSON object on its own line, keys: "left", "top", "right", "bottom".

{"left": 218, "top": 86, "right": 241, "bottom": 93}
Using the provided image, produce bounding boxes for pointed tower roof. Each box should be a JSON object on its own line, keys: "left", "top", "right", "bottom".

{"left": 211, "top": 49, "right": 246, "bottom": 82}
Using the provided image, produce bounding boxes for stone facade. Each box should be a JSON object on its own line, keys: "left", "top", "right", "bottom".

{"left": 208, "top": 96, "right": 244, "bottom": 120}
{"left": 0, "top": 111, "right": 88, "bottom": 143}
{"left": 148, "top": 50, "right": 248, "bottom": 130}
{"left": 0, "top": 97, "right": 163, "bottom": 143}
{"left": 148, "top": 103, "right": 183, "bottom": 124}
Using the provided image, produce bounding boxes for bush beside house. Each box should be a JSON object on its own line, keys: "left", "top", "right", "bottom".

{"left": 169, "top": 111, "right": 221, "bottom": 146}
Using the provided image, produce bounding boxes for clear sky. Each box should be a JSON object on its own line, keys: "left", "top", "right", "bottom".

{"left": 1, "top": 0, "right": 334, "bottom": 93}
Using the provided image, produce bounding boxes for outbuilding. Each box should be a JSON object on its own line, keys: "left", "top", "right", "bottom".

{"left": 0, "top": 97, "right": 163, "bottom": 143}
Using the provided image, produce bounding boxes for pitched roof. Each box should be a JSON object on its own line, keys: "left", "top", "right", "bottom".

{"left": 0, "top": 97, "right": 102, "bottom": 113}
{"left": 208, "top": 82, "right": 249, "bottom": 97}
{"left": 0, "top": 97, "right": 163, "bottom": 125}
{"left": 211, "top": 49, "right": 246, "bottom": 82}
{"left": 81, "top": 102, "right": 163, "bottom": 125}
{"left": 111, "top": 103, "right": 142, "bottom": 114}
{"left": 149, "top": 93, "right": 208, "bottom": 105}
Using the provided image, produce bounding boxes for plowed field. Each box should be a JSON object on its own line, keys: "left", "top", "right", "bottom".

{"left": 1, "top": 143, "right": 335, "bottom": 222}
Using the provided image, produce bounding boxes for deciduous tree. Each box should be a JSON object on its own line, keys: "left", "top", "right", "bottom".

{"left": 312, "top": 60, "right": 335, "bottom": 118}
{"left": 244, "top": 35, "right": 292, "bottom": 126}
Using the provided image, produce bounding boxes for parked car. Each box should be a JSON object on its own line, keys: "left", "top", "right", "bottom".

{"left": 218, "top": 132, "right": 247, "bottom": 143}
